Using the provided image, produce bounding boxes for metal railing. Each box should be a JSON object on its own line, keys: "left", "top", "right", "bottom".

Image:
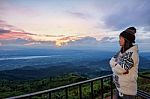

{"left": 7, "top": 74, "right": 150, "bottom": 99}
{"left": 137, "top": 74, "right": 150, "bottom": 99}
{"left": 7, "top": 74, "right": 113, "bottom": 99}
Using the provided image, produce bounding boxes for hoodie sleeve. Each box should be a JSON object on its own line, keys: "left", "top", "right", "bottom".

{"left": 112, "top": 52, "right": 134, "bottom": 74}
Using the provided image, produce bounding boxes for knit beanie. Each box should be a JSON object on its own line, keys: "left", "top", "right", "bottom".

{"left": 120, "top": 27, "right": 136, "bottom": 43}
{"left": 125, "top": 27, "right": 136, "bottom": 35}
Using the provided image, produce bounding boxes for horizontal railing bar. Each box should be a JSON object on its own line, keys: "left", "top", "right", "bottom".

{"left": 7, "top": 73, "right": 150, "bottom": 99}
{"left": 138, "top": 74, "right": 150, "bottom": 79}
{"left": 7, "top": 74, "right": 112, "bottom": 99}
{"left": 6, "top": 74, "right": 150, "bottom": 99}
{"left": 138, "top": 89, "right": 150, "bottom": 95}
{"left": 137, "top": 89, "right": 150, "bottom": 98}
{"left": 137, "top": 74, "right": 150, "bottom": 99}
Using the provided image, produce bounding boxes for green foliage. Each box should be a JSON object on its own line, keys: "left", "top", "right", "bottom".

{"left": 0, "top": 71, "right": 150, "bottom": 98}
{"left": 138, "top": 71, "right": 150, "bottom": 93}
{"left": 0, "top": 73, "right": 87, "bottom": 98}
{"left": 0, "top": 73, "right": 113, "bottom": 99}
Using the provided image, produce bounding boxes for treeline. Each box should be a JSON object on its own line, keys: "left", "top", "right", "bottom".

{"left": 0, "top": 73, "right": 114, "bottom": 99}
{"left": 0, "top": 71, "right": 150, "bottom": 99}
{"left": 138, "top": 71, "right": 150, "bottom": 93}
{"left": 0, "top": 73, "right": 87, "bottom": 98}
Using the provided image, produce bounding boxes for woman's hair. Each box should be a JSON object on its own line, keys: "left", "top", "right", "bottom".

{"left": 119, "top": 27, "right": 137, "bottom": 53}
{"left": 120, "top": 38, "right": 133, "bottom": 53}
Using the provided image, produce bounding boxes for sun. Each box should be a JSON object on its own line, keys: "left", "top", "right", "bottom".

{"left": 55, "top": 40, "right": 67, "bottom": 47}
{"left": 56, "top": 41, "right": 63, "bottom": 47}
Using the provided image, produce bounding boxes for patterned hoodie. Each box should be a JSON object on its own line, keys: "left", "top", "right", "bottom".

{"left": 109, "top": 45, "right": 139, "bottom": 95}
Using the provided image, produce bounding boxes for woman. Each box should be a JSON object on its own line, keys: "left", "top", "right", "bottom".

{"left": 109, "top": 27, "right": 139, "bottom": 99}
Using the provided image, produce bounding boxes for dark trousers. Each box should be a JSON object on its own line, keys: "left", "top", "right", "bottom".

{"left": 115, "top": 90, "right": 136, "bottom": 99}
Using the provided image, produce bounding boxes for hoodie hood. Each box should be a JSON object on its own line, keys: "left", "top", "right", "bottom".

{"left": 126, "top": 45, "right": 138, "bottom": 53}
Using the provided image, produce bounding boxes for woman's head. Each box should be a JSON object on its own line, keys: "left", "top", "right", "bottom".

{"left": 119, "top": 31, "right": 135, "bottom": 44}
{"left": 119, "top": 27, "right": 136, "bottom": 53}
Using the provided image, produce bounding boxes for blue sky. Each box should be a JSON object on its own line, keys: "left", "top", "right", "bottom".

{"left": 0, "top": 0, "right": 150, "bottom": 51}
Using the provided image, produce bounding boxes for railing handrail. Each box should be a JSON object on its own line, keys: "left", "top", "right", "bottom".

{"left": 7, "top": 74, "right": 113, "bottom": 99}
{"left": 7, "top": 73, "right": 150, "bottom": 99}
{"left": 138, "top": 74, "right": 150, "bottom": 79}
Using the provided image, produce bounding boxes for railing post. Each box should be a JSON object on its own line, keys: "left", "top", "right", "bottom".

{"left": 110, "top": 76, "right": 113, "bottom": 99}
{"left": 6, "top": 74, "right": 114, "bottom": 99}
{"left": 48, "top": 92, "right": 51, "bottom": 99}
{"left": 28, "top": 96, "right": 32, "bottom": 99}
{"left": 79, "top": 84, "right": 82, "bottom": 99}
{"left": 65, "top": 88, "right": 68, "bottom": 99}
{"left": 91, "top": 81, "right": 94, "bottom": 99}
{"left": 101, "top": 78, "right": 103, "bottom": 99}
{"left": 37, "top": 94, "right": 42, "bottom": 98}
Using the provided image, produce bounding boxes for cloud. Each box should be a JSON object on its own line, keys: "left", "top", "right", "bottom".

{"left": 66, "top": 11, "right": 91, "bottom": 19}
{"left": 0, "top": 21, "right": 82, "bottom": 46}
{"left": 94, "top": 0, "right": 150, "bottom": 31}
{"left": 137, "top": 38, "right": 150, "bottom": 43}
{"left": 0, "top": 20, "right": 6, "bottom": 23}
{"left": 0, "top": 20, "right": 7, "bottom": 27}
{"left": 0, "top": 20, "right": 33, "bottom": 41}
{"left": 68, "top": 36, "right": 99, "bottom": 46}
{"left": 0, "top": 1, "right": 40, "bottom": 18}
{"left": 0, "top": 29, "right": 10, "bottom": 34}
{"left": 0, "top": 20, "right": 25, "bottom": 32}
{"left": 0, "top": 38, "right": 31, "bottom": 45}
{"left": 0, "top": 19, "right": 101, "bottom": 47}
{"left": 24, "top": 42, "right": 41, "bottom": 46}
{"left": 0, "top": 32, "right": 32, "bottom": 40}
{"left": 136, "top": 31, "right": 150, "bottom": 43}
{"left": 100, "top": 37, "right": 117, "bottom": 43}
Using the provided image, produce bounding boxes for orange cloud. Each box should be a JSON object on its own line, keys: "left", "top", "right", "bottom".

{"left": 0, "top": 22, "right": 85, "bottom": 47}
{"left": 0, "top": 32, "right": 31, "bottom": 40}
{"left": 0, "top": 30, "right": 84, "bottom": 47}
{"left": 55, "top": 36, "right": 82, "bottom": 47}
{"left": 0, "top": 20, "right": 86, "bottom": 47}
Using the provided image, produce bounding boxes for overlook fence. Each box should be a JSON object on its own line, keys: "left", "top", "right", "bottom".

{"left": 7, "top": 74, "right": 150, "bottom": 99}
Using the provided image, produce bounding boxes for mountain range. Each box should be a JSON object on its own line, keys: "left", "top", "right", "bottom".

{"left": 0, "top": 49, "right": 149, "bottom": 81}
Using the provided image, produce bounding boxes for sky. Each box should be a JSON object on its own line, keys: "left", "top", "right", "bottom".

{"left": 0, "top": 0, "right": 150, "bottom": 51}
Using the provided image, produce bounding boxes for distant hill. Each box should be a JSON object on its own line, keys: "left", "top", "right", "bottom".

{"left": 0, "top": 55, "right": 149, "bottom": 80}
{"left": 0, "top": 64, "right": 112, "bottom": 80}
{"left": 0, "top": 49, "right": 114, "bottom": 71}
